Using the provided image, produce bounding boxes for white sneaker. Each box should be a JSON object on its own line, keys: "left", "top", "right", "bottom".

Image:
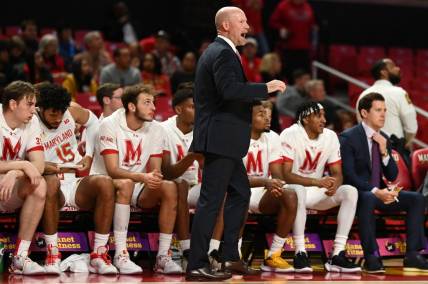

{"left": 89, "top": 246, "right": 118, "bottom": 274}
{"left": 154, "top": 254, "right": 183, "bottom": 274}
{"left": 44, "top": 245, "right": 62, "bottom": 275}
{"left": 10, "top": 253, "right": 46, "bottom": 275}
{"left": 113, "top": 250, "right": 143, "bottom": 274}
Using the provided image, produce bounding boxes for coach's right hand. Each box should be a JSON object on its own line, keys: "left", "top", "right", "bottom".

{"left": 374, "top": 188, "right": 398, "bottom": 204}
{"left": 266, "top": 80, "right": 286, "bottom": 94}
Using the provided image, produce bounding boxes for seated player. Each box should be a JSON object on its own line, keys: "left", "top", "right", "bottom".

{"left": 90, "top": 83, "right": 182, "bottom": 274}
{"left": 280, "top": 102, "right": 361, "bottom": 273}
{"left": 35, "top": 83, "right": 117, "bottom": 275}
{"left": 0, "top": 81, "right": 47, "bottom": 275}
{"left": 160, "top": 83, "right": 202, "bottom": 270}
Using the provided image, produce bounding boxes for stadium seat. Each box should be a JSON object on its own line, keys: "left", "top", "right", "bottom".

{"left": 40, "top": 27, "right": 55, "bottom": 36}
{"left": 387, "top": 150, "right": 413, "bottom": 190}
{"left": 411, "top": 148, "right": 428, "bottom": 190}
{"left": 328, "top": 44, "right": 358, "bottom": 75}
{"left": 278, "top": 115, "right": 294, "bottom": 130}
{"left": 357, "top": 46, "right": 385, "bottom": 75}
{"left": 388, "top": 47, "right": 413, "bottom": 65}
{"left": 74, "top": 29, "right": 90, "bottom": 47}
{"left": 154, "top": 96, "right": 174, "bottom": 121}
{"left": 347, "top": 77, "right": 373, "bottom": 108}
{"left": 75, "top": 92, "right": 101, "bottom": 117}
{"left": 4, "top": 26, "right": 20, "bottom": 37}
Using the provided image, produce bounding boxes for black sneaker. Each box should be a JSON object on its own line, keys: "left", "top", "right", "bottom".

{"left": 363, "top": 255, "right": 385, "bottom": 274}
{"left": 182, "top": 249, "right": 190, "bottom": 272}
{"left": 403, "top": 253, "right": 428, "bottom": 272}
{"left": 208, "top": 249, "right": 222, "bottom": 271}
{"left": 325, "top": 251, "right": 361, "bottom": 273}
{"left": 293, "top": 251, "right": 313, "bottom": 273}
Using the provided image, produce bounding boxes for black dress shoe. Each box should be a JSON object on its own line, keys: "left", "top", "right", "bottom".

{"left": 222, "top": 260, "right": 261, "bottom": 275}
{"left": 404, "top": 253, "right": 428, "bottom": 272}
{"left": 363, "top": 255, "right": 385, "bottom": 274}
{"left": 186, "top": 266, "right": 232, "bottom": 281}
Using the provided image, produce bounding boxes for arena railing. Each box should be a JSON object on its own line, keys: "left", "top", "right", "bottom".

{"left": 311, "top": 60, "right": 428, "bottom": 148}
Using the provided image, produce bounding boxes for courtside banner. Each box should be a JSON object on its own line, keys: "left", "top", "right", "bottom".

{"left": 88, "top": 231, "right": 149, "bottom": 251}
{"left": 266, "top": 233, "right": 323, "bottom": 252}
{"left": 377, "top": 237, "right": 407, "bottom": 256}
{"left": 323, "top": 240, "right": 364, "bottom": 257}
{"left": 0, "top": 232, "right": 88, "bottom": 252}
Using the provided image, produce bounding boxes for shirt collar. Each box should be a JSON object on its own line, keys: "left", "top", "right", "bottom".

{"left": 217, "top": 35, "right": 238, "bottom": 54}
{"left": 362, "top": 121, "right": 377, "bottom": 139}
{"left": 374, "top": 79, "right": 393, "bottom": 87}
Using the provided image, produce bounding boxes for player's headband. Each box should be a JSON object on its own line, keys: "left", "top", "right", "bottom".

{"left": 298, "top": 103, "right": 324, "bottom": 123}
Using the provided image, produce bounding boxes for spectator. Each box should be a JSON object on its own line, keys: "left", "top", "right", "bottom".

{"left": 305, "top": 79, "right": 339, "bottom": 129}
{"left": 141, "top": 52, "right": 172, "bottom": 97}
{"left": 153, "top": 30, "right": 181, "bottom": 77}
{"left": 269, "top": 0, "right": 317, "bottom": 81}
{"left": 105, "top": 1, "right": 139, "bottom": 44}
{"left": 232, "top": 0, "right": 269, "bottom": 55}
{"left": 129, "top": 42, "right": 144, "bottom": 69}
{"left": 63, "top": 58, "right": 98, "bottom": 101}
{"left": 74, "top": 31, "right": 112, "bottom": 80}
{"left": 57, "top": 25, "right": 79, "bottom": 72}
{"left": 0, "top": 40, "right": 13, "bottom": 87}
{"left": 19, "top": 19, "right": 39, "bottom": 55}
{"left": 276, "top": 69, "right": 310, "bottom": 117}
{"left": 259, "top": 52, "right": 283, "bottom": 132}
{"left": 38, "top": 34, "right": 67, "bottom": 82}
{"left": 357, "top": 58, "right": 417, "bottom": 166}
{"left": 21, "top": 51, "right": 53, "bottom": 83}
{"left": 9, "top": 36, "right": 27, "bottom": 67}
{"left": 241, "top": 37, "right": 262, "bottom": 83}
{"left": 170, "top": 51, "right": 196, "bottom": 93}
{"left": 100, "top": 46, "right": 141, "bottom": 86}
{"left": 335, "top": 110, "right": 357, "bottom": 133}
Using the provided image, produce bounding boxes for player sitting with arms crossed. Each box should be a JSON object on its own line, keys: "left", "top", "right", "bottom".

{"left": 34, "top": 83, "right": 117, "bottom": 275}
{"left": 90, "top": 83, "right": 182, "bottom": 274}
{"left": 280, "top": 102, "right": 360, "bottom": 273}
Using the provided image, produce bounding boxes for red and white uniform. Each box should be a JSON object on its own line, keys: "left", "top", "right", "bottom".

{"left": 0, "top": 107, "right": 43, "bottom": 211}
{"left": 37, "top": 110, "right": 83, "bottom": 209}
{"left": 280, "top": 123, "right": 341, "bottom": 179}
{"left": 161, "top": 115, "right": 198, "bottom": 185}
{"left": 245, "top": 131, "right": 284, "bottom": 213}
{"left": 90, "top": 108, "right": 166, "bottom": 206}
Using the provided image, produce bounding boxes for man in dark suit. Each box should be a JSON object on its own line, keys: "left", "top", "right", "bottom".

{"left": 186, "top": 6, "right": 286, "bottom": 281}
{"left": 339, "top": 92, "right": 428, "bottom": 273}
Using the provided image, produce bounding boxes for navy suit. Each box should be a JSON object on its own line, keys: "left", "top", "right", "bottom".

{"left": 188, "top": 37, "right": 268, "bottom": 270}
{"left": 340, "top": 124, "right": 426, "bottom": 257}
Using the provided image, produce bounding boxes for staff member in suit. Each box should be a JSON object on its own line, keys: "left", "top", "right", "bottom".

{"left": 186, "top": 6, "right": 286, "bottom": 281}
{"left": 339, "top": 92, "right": 428, "bottom": 273}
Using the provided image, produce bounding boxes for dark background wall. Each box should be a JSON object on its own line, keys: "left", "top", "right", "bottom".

{"left": 2, "top": 0, "right": 428, "bottom": 50}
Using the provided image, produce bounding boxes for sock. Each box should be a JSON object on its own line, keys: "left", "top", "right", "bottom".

{"left": 114, "top": 230, "right": 128, "bottom": 256}
{"left": 333, "top": 234, "right": 348, "bottom": 256}
{"left": 268, "top": 234, "right": 286, "bottom": 257}
{"left": 44, "top": 233, "right": 58, "bottom": 249}
{"left": 238, "top": 237, "right": 243, "bottom": 259}
{"left": 157, "top": 233, "right": 172, "bottom": 256}
{"left": 208, "top": 239, "right": 221, "bottom": 254}
{"left": 15, "top": 239, "right": 31, "bottom": 256}
{"left": 113, "top": 203, "right": 130, "bottom": 256}
{"left": 180, "top": 239, "right": 190, "bottom": 252}
{"left": 93, "top": 233, "right": 110, "bottom": 253}
{"left": 293, "top": 235, "right": 306, "bottom": 254}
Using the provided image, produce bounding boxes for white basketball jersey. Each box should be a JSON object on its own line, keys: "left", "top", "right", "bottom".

{"left": 37, "top": 110, "right": 82, "bottom": 164}
{"left": 90, "top": 108, "right": 166, "bottom": 175}
{"left": 243, "top": 131, "right": 283, "bottom": 178}
{"left": 0, "top": 107, "right": 43, "bottom": 161}
{"left": 161, "top": 115, "right": 198, "bottom": 185}
{"left": 280, "top": 124, "right": 341, "bottom": 178}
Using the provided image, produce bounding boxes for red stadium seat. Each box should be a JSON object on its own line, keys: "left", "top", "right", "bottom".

{"left": 75, "top": 92, "right": 102, "bottom": 117}
{"left": 388, "top": 47, "right": 413, "bottom": 64}
{"left": 386, "top": 150, "right": 413, "bottom": 190}
{"left": 5, "top": 26, "right": 20, "bottom": 37}
{"left": 329, "top": 44, "right": 358, "bottom": 75}
{"left": 347, "top": 77, "right": 373, "bottom": 108}
{"left": 40, "top": 27, "right": 55, "bottom": 36}
{"left": 74, "top": 29, "right": 90, "bottom": 47}
{"left": 357, "top": 46, "right": 385, "bottom": 75}
{"left": 411, "top": 148, "right": 428, "bottom": 189}
{"left": 278, "top": 115, "right": 294, "bottom": 130}
{"left": 154, "top": 96, "right": 174, "bottom": 121}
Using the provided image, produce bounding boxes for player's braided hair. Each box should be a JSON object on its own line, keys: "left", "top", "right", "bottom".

{"left": 295, "top": 101, "right": 324, "bottom": 126}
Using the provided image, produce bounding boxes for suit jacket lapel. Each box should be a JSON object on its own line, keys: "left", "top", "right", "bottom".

{"left": 357, "top": 124, "right": 372, "bottom": 170}
{"left": 214, "top": 37, "right": 247, "bottom": 82}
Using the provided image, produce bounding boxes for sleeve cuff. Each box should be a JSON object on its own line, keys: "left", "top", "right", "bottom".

{"left": 371, "top": 187, "right": 379, "bottom": 194}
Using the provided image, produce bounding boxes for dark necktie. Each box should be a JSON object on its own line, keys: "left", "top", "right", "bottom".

{"left": 370, "top": 139, "right": 381, "bottom": 188}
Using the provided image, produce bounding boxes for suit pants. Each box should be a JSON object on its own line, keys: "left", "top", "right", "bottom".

{"left": 357, "top": 190, "right": 426, "bottom": 258}
{"left": 187, "top": 152, "right": 250, "bottom": 270}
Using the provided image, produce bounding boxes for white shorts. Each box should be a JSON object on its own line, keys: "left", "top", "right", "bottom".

{"left": 187, "top": 183, "right": 201, "bottom": 209}
{"left": 59, "top": 173, "right": 83, "bottom": 209}
{"left": 0, "top": 175, "right": 24, "bottom": 212}
{"left": 131, "top": 182, "right": 145, "bottom": 208}
{"left": 248, "top": 187, "right": 267, "bottom": 214}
